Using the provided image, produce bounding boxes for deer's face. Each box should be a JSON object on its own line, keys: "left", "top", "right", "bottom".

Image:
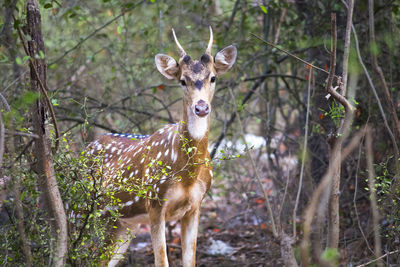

{"left": 178, "top": 54, "right": 215, "bottom": 118}
{"left": 155, "top": 27, "right": 237, "bottom": 140}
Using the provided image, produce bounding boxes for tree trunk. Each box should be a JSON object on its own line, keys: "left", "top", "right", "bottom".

{"left": 26, "top": 0, "right": 68, "bottom": 266}
{"left": 296, "top": 0, "right": 347, "bottom": 254}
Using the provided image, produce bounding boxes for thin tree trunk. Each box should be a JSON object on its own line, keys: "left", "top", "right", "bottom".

{"left": 26, "top": 0, "right": 68, "bottom": 266}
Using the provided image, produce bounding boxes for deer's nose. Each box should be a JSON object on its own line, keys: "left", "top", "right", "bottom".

{"left": 194, "top": 100, "right": 209, "bottom": 117}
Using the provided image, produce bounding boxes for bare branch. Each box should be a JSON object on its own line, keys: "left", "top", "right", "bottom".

{"left": 368, "top": 0, "right": 400, "bottom": 139}
{"left": 292, "top": 67, "right": 311, "bottom": 238}
{"left": 251, "top": 33, "right": 338, "bottom": 78}
{"left": 346, "top": 8, "right": 399, "bottom": 158}
{"left": 341, "top": 0, "right": 354, "bottom": 95}
{"left": 48, "top": 0, "right": 145, "bottom": 66}
{"left": 355, "top": 250, "right": 400, "bottom": 267}
{"left": 227, "top": 86, "right": 278, "bottom": 238}
{"left": 365, "top": 130, "right": 383, "bottom": 267}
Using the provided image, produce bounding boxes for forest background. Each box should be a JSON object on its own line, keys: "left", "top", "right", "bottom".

{"left": 0, "top": 0, "right": 399, "bottom": 266}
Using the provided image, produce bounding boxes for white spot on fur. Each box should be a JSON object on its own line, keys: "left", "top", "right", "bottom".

{"left": 125, "top": 200, "right": 134, "bottom": 206}
{"left": 171, "top": 150, "right": 176, "bottom": 162}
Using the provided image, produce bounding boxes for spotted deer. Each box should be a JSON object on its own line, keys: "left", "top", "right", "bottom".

{"left": 88, "top": 27, "right": 237, "bottom": 267}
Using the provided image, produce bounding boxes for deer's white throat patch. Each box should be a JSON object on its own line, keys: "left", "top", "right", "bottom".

{"left": 187, "top": 106, "right": 209, "bottom": 140}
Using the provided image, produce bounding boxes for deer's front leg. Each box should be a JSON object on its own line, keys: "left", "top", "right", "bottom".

{"left": 149, "top": 208, "right": 168, "bottom": 267}
{"left": 181, "top": 208, "right": 200, "bottom": 267}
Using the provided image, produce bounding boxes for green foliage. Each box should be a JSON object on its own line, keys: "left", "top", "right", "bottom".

{"left": 364, "top": 157, "right": 400, "bottom": 243}
{"left": 55, "top": 139, "right": 118, "bottom": 265}
{"left": 321, "top": 248, "right": 339, "bottom": 265}
{"left": 320, "top": 100, "right": 345, "bottom": 129}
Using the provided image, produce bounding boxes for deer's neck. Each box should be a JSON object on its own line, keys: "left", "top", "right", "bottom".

{"left": 174, "top": 105, "right": 210, "bottom": 184}
{"left": 182, "top": 101, "right": 210, "bottom": 142}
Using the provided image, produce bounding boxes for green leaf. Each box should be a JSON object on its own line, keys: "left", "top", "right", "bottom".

{"left": 23, "top": 55, "right": 31, "bottom": 62}
{"left": 44, "top": 3, "right": 53, "bottom": 9}
{"left": 22, "top": 91, "right": 40, "bottom": 105}
{"left": 321, "top": 248, "right": 339, "bottom": 264}
{"left": 117, "top": 26, "right": 122, "bottom": 35}
{"left": 260, "top": 5, "right": 268, "bottom": 14}
{"left": 16, "top": 57, "right": 22, "bottom": 65}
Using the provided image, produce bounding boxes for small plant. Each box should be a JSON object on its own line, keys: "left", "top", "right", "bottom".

{"left": 320, "top": 100, "right": 345, "bottom": 129}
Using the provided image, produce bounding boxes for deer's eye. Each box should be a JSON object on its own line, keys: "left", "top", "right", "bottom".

{"left": 180, "top": 80, "right": 186, "bottom": 86}
{"left": 210, "top": 76, "right": 216, "bottom": 83}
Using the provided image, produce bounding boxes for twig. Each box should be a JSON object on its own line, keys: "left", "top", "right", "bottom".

{"left": 0, "top": 68, "right": 32, "bottom": 266}
{"left": 347, "top": 10, "right": 399, "bottom": 157}
{"left": 355, "top": 249, "right": 400, "bottom": 267}
{"left": 365, "top": 130, "right": 383, "bottom": 266}
{"left": 58, "top": 117, "right": 118, "bottom": 133}
{"left": 224, "top": 0, "right": 240, "bottom": 32}
{"left": 48, "top": 1, "right": 145, "bottom": 66}
{"left": 0, "top": 113, "right": 5, "bottom": 176}
{"left": 250, "top": 33, "right": 339, "bottom": 78}
{"left": 292, "top": 67, "right": 311, "bottom": 238}
{"left": 0, "top": 92, "right": 11, "bottom": 112}
{"left": 352, "top": 131, "right": 374, "bottom": 254}
{"left": 340, "top": 0, "right": 354, "bottom": 96}
{"left": 368, "top": 0, "right": 400, "bottom": 140}
{"left": 300, "top": 123, "right": 363, "bottom": 266}
{"left": 227, "top": 86, "right": 278, "bottom": 238}
{"left": 6, "top": 139, "right": 34, "bottom": 170}
{"left": 326, "top": 13, "right": 337, "bottom": 97}
{"left": 5, "top": 130, "right": 39, "bottom": 139}
{"left": 274, "top": 7, "right": 287, "bottom": 44}
{"left": 210, "top": 71, "right": 268, "bottom": 159}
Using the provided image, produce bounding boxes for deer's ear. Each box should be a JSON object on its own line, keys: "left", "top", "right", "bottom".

{"left": 155, "top": 54, "right": 179, "bottom": 80}
{"left": 214, "top": 45, "right": 237, "bottom": 75}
